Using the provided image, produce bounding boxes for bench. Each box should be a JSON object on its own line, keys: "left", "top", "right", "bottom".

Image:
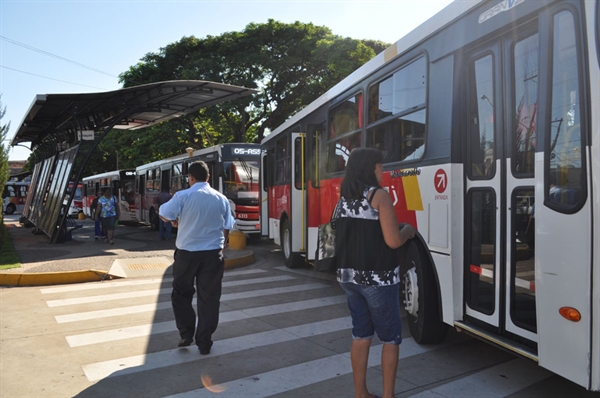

{"left": 64, "top": 217, "right": 83, "bottom": 241}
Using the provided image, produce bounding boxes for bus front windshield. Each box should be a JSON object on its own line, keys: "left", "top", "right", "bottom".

{"left": 122, "top": 181, "right": 136, "bottom": 205}
{"left": 222, "top": 160, "right": 259, "bottom": 205}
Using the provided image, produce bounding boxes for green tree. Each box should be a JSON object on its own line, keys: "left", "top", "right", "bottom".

{"left": 110, "top": 20, "right": 388, "bottom": 169}
{"left": 0, "top": 95, "right": 12, "bottom": 194}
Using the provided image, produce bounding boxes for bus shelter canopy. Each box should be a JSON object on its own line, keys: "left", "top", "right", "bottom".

{"left": 12, "top": 80, "right": 256, "bottom": 148}
{"left": 11, "top": 80, "right": 256, "bottom": 243}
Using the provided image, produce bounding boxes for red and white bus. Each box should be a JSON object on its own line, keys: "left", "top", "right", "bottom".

{"left": 66, "top": 182, "right": 84, "bottom": 217}
{"left": 2, "top": 181, "right": 30, "bottom": 215}
{"left": 261, "top": 0, "right": 599, "bottom": 390}
{"left": 135, "top": 143, "right": 261, "bottom": 236}
{"left": 82, "top": 169, "right": 137, "bottom": 222}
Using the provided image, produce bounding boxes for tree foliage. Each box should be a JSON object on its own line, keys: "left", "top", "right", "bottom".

{"left": 0, "top": 95, "right": 12, "bottom": 193}
{"left": 88, "top": 20, "right": 388, "bottom": 173}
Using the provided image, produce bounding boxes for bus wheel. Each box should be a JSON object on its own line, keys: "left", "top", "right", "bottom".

{"left": 150, "top": 210, "right": 159, "bottom": 231}
{"left": 281, "top": 219, "right": 302, "bottom": 268}
{"left": 401, "top": 240, "right": 447, "bottom": 344}
{"left": 5, "top": 203, "right": 15, "bottom": 215}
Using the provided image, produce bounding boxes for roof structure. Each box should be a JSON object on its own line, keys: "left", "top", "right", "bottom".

{"left": 12, "top": 80, "right": 256, "bottom": 243}
{"left": 12, "top": 80, "right": 256, "bottom": 151}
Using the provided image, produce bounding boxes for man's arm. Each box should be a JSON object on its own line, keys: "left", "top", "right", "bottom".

{"left": 223, "top": 229, "right": 230, "bottom": 246}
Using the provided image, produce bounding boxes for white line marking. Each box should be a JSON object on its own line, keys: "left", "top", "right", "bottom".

{"left": 66, "top": 295, "right": 347, "bottom": 347}
{"left": 40, "top": 269, "right": 267, "bottom": 294}
{"left": 46, "top": 275, "right": 295, "bottom": 307}
{"left": 164, "top": 337, "right": 447, "bottom": 398}
{"left": 55, "top": 283, "right": 328, "bottom": 323}
{"left": 82, "top": 315, "right": 353, "bottom": 381}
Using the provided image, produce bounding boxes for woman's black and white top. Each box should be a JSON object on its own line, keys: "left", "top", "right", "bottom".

{"left": 335, "top": 187, "right": 400, "bottom": 286}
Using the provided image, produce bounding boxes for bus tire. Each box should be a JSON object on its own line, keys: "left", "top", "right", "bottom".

{"left": 400, "top": 240, "right": 448, "bottom": 344}
{"left": 281, "top": 219, "right": 303, "bottom": 268}
{"left": 150, "top": 209, "right": 159, "bottom": 231}
{"left": 5, "top": 203, "right": 16, "bottom": 215}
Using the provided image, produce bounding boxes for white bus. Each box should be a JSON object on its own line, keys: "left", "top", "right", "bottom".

{"left": 260, "top": 0, "right": 599, "bottom": 390}
{"left": 82, "top": 169, "right": 137, "bottom": 222}
{"left": 135, "top": 143, "right": 261, "bottom": 236}
{"left": 2, "top": 181, "right": 30, "bottom": 215}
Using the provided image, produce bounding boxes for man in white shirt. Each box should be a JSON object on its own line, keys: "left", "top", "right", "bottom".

{"left": 159, "top": 161, "right": 235, "bottom": 355}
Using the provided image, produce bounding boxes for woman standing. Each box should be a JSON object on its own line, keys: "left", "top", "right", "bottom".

{"left": 95, "top": 187, "right": 120, "bottom": 244}
{"left": 335, "top": 148, "right": 416, "bottom": 398}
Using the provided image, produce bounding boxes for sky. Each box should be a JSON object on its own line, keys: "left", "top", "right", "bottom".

{"left": 0, "top": 0, "right": 453, "bottom": 161}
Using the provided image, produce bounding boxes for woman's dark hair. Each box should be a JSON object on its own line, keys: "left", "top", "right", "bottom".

{"left": 340, "top": 148, "right": 383, "bottom": 200}
{"left": 189, "top": 161, "right": 209, "bottom": 182}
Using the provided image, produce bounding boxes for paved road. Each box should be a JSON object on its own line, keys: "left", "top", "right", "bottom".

{"left": 1, "top": 219, "right": 599, "bottom": 397}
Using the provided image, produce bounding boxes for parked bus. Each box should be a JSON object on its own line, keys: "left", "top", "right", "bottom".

{"left": 66, "top": 182, "right": 84, "bottom": 217}
{"left": 2, "top": 181, "right": 30, "bottom": 215}
{"left": 135, "top": 143, "right": 261, "bottom": 236}
{"left": 260, "top": 0, "right": 599, "bottom": 390}
{"left": 82, "top": 169, "right": 137, "bottom": 222}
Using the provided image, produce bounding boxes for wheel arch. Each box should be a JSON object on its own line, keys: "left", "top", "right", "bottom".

{"left": 398, "top": 231, "right": 445, "bottom": 323}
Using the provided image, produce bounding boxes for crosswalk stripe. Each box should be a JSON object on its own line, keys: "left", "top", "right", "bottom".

{"left": 164, "top": 337, "right": 447, "bottom": 398}
{"left": 40, "top": 278, "right": 169, "bottom": 294}
{"left": 167, "top": 353, "right": 354, "bottom": 398}
{"left": 66, "top": 295, "right": 347, "bottom": 347}
{"left": 407, "top": 358, "right": 552, "bottom": 398}
{"left": 56, "top": 303, "right": 169, "bottom": 323}
{"left": 55, "top": 283, "right": 329, "bottom": 323}
{"left": 39, "top": 269, "right": 267, "bottom": 294}
{"left": 82, "top": 316, "right": 353, "bottom": 381}
{"left": 45, "top": 275, "right": 295, "bottom": 307}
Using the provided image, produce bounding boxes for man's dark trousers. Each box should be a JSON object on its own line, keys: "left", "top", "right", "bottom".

{"left": 171, "top": 248, "right": 224, "bottom": 352}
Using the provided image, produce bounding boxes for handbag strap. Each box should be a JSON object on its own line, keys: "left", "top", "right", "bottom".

{"left": 330, "top": 199, "right": 342, "bottom": 228}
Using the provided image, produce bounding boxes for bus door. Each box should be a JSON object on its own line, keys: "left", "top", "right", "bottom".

{"left": 286, "top": 132, "right": 307, "bottom": 264}
{"left": 272, "top": 132, "right": 307, "bottom": 267}
{"left": 260, "top": 149, "right": 269, "bottom": 237}
{"left": 139, "top": 174, "right": 147, "bottom": 223}
{"left": 290, "top": 132, "right": 307, "bottom": 254}
{"left": 463, "top": 11, "right": 592, "bottom": 386}
{"left": 464, "top": 30, "right": 541, "bottom": 346}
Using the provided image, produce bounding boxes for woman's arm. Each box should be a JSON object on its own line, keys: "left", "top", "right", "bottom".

{"left": 371, "top": 188, "right": 416, "bottom": 249}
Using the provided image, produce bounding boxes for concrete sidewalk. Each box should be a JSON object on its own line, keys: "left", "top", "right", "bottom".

{"left": 0, "top": 216, "right": 255, "bottom": 287}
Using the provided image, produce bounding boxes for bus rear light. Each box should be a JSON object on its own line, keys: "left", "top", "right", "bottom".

{"left": 559, "top": 307, "right": 581, "bottom": 322}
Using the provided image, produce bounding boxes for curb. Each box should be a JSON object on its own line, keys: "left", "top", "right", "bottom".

{"left": 0, "top": 251, "right": 256, "bottom": 287}
{"left": 0, "top": 269, "right": 110, "bottom": 287}
{"left": 224, "top": 250, "right": 255, "bottom": 270}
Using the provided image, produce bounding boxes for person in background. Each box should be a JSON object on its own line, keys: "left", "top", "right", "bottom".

{"left": 159, "top": 161, "right": 235, "bottom": 355}
{"left": 95, "top": 187, "right": 119, "bottom": 245}
{"left": 335, "top": 148, "right": 416, "bottom": 398}
{"left": 157, "top": 187, "right": 173, "bottom": 240}
{"left": 91, "top": 191, "right": 104, "bottom": 240}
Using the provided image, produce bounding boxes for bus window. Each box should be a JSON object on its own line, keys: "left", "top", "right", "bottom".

{"left": 513, "top": 33, "right": 539, "bottom": 177}
{"left": 123, "top": 180, "right": 136, "bottom": 205}
{"left": 275, "top": 136, "right": 289, "bottom": 183}
{"left": 466, "top": 189, "right": 497, "bottom": 315}
{"left": 547, "top": 10, "right": 584, "bottom": 211}
{"left": 327, "top": 93, "right": 363, "bottom": 173}
{"left": 512, "top": 187, "right": 536, "bottom": 332}
{"left": 468, "top": 54, "right": 496, "bottom": 179}
{"left": 172, "top": 162, "right": 183, "bottom": 192}
{"left": 366, "top": 57, "right": 427, "bottom": 164}
{"left": 294, "top": 137, "right": 303, "bottom": 190}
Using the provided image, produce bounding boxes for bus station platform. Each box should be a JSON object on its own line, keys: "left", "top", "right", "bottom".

{"left": 0, "top": 216, "right": 256, "bottom": 287}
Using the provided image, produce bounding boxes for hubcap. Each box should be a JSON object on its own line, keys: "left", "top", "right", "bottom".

{"left": 403, "top": 267, "right": 419, "bottom": 317}
{"left": 283, "top": 228, "right": 291, "bottom": 259}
